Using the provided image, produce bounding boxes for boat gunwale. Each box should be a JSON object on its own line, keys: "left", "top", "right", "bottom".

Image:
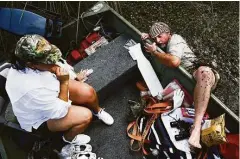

{"left": 106, "top": 3, "right": 239, "bottom": 124}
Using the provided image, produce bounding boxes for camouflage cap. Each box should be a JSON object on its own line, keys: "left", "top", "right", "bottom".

{"left": 15, "top": 34, "right": 62, "bottom": 64}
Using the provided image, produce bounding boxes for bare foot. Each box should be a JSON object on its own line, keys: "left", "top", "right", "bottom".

{"left": 188, "top": 126, "right": 202, "bottom": 149}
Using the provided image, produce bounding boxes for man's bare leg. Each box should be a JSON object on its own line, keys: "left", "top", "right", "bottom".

{"left": 188, "top": 66, "right": 215, "bottom": 148}
{"left": 68, "top": 79, "right": 101, "bottom": 113}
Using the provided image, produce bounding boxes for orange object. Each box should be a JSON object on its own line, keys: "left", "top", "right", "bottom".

{"left": 136, "top": 81, "right": 148, "bottom": 91}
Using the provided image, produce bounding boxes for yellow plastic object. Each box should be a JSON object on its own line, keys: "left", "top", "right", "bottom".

{"left": 201, "top": 114, "right": 227, "bottom": 147}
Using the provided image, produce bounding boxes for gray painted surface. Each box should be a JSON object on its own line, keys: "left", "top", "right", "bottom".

{"left": 85, "top": 81, "right": 142, "bottom": 159}
{"left": 74, "top": 34, "right": 138, "bottom": 101}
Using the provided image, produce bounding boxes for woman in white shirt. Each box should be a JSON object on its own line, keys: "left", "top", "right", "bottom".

{"left": 6, "top": 34, "right": 114, "bottom": 151}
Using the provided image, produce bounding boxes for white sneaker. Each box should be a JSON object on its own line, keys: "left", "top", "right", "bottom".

{"left": 63, "top": 134, "right": 91, "bottom": 145}
{"left": 95, "top": 108, "right": 114, "bottom": 125}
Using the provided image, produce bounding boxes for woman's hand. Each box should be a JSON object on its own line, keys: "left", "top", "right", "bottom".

{"left": 28, "top": 63, "right": 60, "bottom": 74}
{"left": 76, "top": 69, "right": 93, "bottom": 82}
{"left": 55, "top": 67, "right": 69, "bottom": 83}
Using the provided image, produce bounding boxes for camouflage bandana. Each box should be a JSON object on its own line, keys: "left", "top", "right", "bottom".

{"left": 15, "top": 34, "right": 62, "bottom": 64}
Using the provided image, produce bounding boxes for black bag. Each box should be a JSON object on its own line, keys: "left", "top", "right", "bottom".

{"left": 144, "top": 117, "right": 194, "bottom": 159}
{"left": 27, "top": 139, "right": 58, "bottom": 159}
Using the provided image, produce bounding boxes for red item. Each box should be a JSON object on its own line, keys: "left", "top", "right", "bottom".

{"left": 71, "top": 50, "right": 82, "bottom": 60}
{"left": 66, "top": 49, "right": 87, "bottom": 65}
{"left": 219, "top": 134, "right": 239, "bottom": 159}
{"left": 66, "top": 32, "right": 101, "bottom": 65}
{"left": 80, "top": 32, "right": 101, "bottom": 51}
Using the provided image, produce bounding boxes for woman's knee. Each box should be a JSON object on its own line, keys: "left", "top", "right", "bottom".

{"left": 77, "top": 84, "right": 96, "bottom": 103}
{"left": 81, "top": 108, "right": 93, "bottom": 124}
{"left": 69, "top": 80, "right": 95, "bottom": 97}
{"left": 47, "top": 106, "right": 93, "bottom": 132}
{"left": 71, "top": 107, "right": 93, "bottom": 124}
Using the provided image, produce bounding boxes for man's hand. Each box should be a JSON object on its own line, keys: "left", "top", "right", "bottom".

{"left": 55, "top": 67, "right": 69, "bottom": 83}
{"left": 141, "top": 33, "right": 158, "bottom": 55}
{"left": 144, "top": 43, "right": 157, "bottom": 55}
{"left": 141, "top": 33, "right": 150, "bottom": 40}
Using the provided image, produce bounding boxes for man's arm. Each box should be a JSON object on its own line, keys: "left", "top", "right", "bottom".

{"left": 151, "top": 50, "right": 181, "bottom": 68}
{"left": 141, "top": 33, "right": 182, "bottom": 68}
{"left": 145, "top": 42, "right": 181, "bottom": 67}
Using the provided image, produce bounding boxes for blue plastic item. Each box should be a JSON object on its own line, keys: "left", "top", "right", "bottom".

{"left": 0, "top": 8, "right": 62, "bottom": 37}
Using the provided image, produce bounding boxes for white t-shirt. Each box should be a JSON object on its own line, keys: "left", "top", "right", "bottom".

{"left": 5, "top": 67, "right": 71, "bottom": 132}
{"left": 166, "top": 34, "right": 197, "bottom": 69}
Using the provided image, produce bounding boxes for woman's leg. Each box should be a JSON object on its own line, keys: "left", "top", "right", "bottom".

{"left": 68, "top": 79, "right": 114, "bottom": 125}
{"left": 47, "top": 105, "right": 92, "bottom": 141}
{"left": 68, "top": 79, "right": 101, "bottom": 113}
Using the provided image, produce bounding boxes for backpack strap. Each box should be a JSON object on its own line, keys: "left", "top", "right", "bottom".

{"left": 127, "top": 94, "right": 172, "bottom": 155}
{"left": 127, "top": 117, "right": 151, "bottom": 152}
{"left": 141, "top": 113, "right": 159, "bottom": 155}
{"left": 127, "top": 118, "right": 142, "bottom": 152}
{"left": 127, "top": 120, "right": 142, "bottom": 142}
{"left": 144, "top": 101, "right": 172, "bottom": 114}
